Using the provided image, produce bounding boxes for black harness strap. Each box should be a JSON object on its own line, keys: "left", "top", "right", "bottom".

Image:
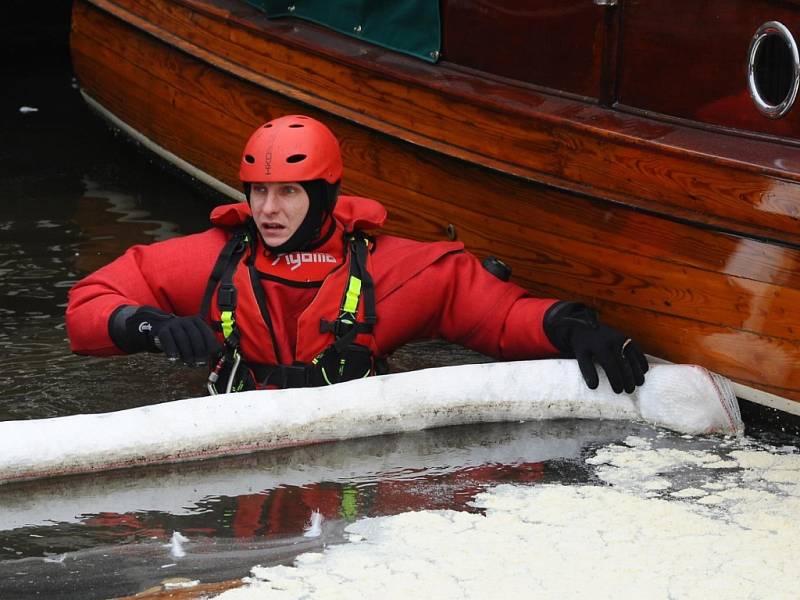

{"left": 319, "top": 233, "right": 377, "bottom": 352}
{"left": 206, "top": 229, "right": 378, "bottom": 391}
{"left": 248, "top": 261, "right": 283, "bottom": 365}
{"left": 354, "top": 233, "right": 377, "bottom": 324}
{"left": 249, "top": 363, "right": 311, "bottom": 388}
{"left": 200, "top": 229, "right": 248, "bottom": 320}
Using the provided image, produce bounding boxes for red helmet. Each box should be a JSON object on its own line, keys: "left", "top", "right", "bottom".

{"left": 238, "top": 115, "right": 342, "bottom": 184}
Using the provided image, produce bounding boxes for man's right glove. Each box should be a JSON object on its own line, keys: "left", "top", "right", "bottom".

{"left": 543, "top": 301, "right": 648, "bottom": 394}
{"left": 109, "top": 305, "right": 221, "bottom": 366}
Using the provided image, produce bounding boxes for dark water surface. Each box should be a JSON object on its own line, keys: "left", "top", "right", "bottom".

{"left": 2, "top": 32, "right": 799, "bottom": 600}
{"left": 1, "top": 46, "right": 212, "bottom": 422}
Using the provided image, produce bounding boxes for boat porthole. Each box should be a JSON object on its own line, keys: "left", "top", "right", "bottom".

{"left": 244, "top": 154, "right": 255, "bottom": 164}
{"left": 747, "top": 21, "right": 800, "bottom": 118}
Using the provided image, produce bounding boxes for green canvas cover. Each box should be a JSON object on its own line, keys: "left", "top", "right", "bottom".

{"left": 247, "top": 0, "right": 441, "bottom": 63}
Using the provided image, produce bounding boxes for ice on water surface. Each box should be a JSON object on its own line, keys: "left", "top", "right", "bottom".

{"left": 165, "top": 532, "right": 189, "bottom": 559}
{"left": 218, "top": 434, "right": 800, "bottom": 600}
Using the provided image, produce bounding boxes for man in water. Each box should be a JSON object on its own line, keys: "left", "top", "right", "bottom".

{"left": 66, "top": 115, "right": 647, "bottom": 394}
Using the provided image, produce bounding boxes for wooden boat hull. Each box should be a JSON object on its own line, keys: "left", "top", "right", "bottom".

{"left": 70, "top": 0, "right": 800, "bottom": 409}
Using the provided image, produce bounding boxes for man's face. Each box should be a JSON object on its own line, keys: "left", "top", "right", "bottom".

{"left": 249, "top": 182, "right": 310, "bottom": 248}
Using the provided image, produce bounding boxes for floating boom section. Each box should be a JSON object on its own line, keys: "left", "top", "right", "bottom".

{"left": 0, "top": 361, "right": 741, "bottom": 485}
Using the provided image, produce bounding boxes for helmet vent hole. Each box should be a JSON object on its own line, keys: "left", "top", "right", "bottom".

{"left": 286, "top": 154, "right": 307, "bottom": 163}
{"left": 263, "top": 124, "right": 273, "bottom": 128}
{"left": 288, "top": 124, "right": 305, "bottom": 128}
{"left": 244, "top": 154, "right": 256, "bottom": 164}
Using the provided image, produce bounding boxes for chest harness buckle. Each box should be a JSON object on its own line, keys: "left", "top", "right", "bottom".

{"left": 202, "top": 228, "right": 377, "bottom": 393}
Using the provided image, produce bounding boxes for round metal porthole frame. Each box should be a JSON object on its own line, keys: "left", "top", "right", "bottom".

{"left": 747, "top": 21, "right": 800, "bottom": 119}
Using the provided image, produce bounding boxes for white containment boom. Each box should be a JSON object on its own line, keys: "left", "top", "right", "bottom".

{"left": 0, "top": 360, "right": 742, "bottom": 485}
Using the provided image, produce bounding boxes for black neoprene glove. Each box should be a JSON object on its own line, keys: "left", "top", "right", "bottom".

{"left": 109, "top": 305, "right": 221, "bottom": 366}
{"left": 543, "top": 301, "right": 648, "bottom": 394}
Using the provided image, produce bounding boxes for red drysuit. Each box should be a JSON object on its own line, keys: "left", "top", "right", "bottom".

{"left": 66, "top": 196, "right": 559, "bottom": 364}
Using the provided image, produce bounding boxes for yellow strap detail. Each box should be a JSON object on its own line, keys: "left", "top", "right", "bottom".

{"left": 221, "top": 310, "right": 234, "bottom": 339}
{"left": 340, "top": 486, "right": 358, "bottom": 520}
{"left": 342, "top": 275, "right": 362, "bottom": 314}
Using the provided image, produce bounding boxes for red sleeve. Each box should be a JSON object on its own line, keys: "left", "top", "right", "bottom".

{"left": 374, "top": 250, "right": 560, "bottom": 359}
{"left": 65, "top": 229, "right": 227, "bottom": 356}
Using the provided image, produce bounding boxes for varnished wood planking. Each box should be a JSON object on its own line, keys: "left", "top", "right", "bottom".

{"left": 72, "top": 15, "right": 249, "bottom": 181}
{"left": 345, "top": 131, "right": 800, "bottom": 291}
{"left": 81, "top": 12, "right": 800, "bottom": 302}
{"left": 114, "top": 578, "right": 243, "bottom": 598}
{"left": 349, "top": 157, "right": 800, "bottom": 342}
{"left": 79, "top": 0, "right": 800, "bottom": 246}
{"left": 71, "top": 0, "right": 800, "bottom": 401}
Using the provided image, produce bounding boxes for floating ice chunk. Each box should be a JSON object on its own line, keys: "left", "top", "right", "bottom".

{"left": 296, "top": 552, "right": 324, "bottom": 565}
{"left": 163, "top": 579, "right": 200, "bottom": 590}
{"left": 19, "top": 106, "right": 38, "bottom": 114}
{"left": 165, "top": 532, "right": 189, "bottom": 558}
{"left": 622, "top": 436, "right": 651, "bottom": 449}
{"left": 702, "top": 460, "right": 737, "bottom": 469}
{"left": 642, "top": 479, "right": 672, "bottom": 491}
{"left": 696, "top": 495, "right": 723, "bottom": 505}
{"left": 303, "top": 510, "right": 323, "bottom": 538}
{"left": 42, "top": 554, "right": 66, "bottom": 563}
{"left": 216, "top": 481, "right": 800, "bottom": 600}
{"left": 730, "top": 450, "right": 800, "bottom": 472}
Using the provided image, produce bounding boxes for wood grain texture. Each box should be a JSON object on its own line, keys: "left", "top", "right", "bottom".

{"left": 114, "top": 578, "right": 243, "bottom": 598}
{"left": 76, "top": 0, "right": 800, "bottom": 246}
{"left": 70, "top": 0, "right": 800, "bottom": 403}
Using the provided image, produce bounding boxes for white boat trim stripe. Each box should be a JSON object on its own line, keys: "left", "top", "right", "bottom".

{"left": 81, "top": 90, "right": 244, "bottom": 202}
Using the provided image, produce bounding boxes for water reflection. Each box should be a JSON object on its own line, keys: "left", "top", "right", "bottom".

{"left": 71, "top": 177, "right": 185, "bottom": 274}
{"left": 0, "top": 66, "right": 212, "bottom": 421}
{"left": 0, "top": 419, "right": 632, "bottom": 535}
{"left": 0, "top": 174, "right": 209, "bottom": 420}
{"left": 0, "top": 419, "right": 641, "bottom": 599}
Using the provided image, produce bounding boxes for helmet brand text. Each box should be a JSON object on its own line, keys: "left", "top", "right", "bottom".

{"left": 264, "top": 150, "right": 272, "bottom": 175}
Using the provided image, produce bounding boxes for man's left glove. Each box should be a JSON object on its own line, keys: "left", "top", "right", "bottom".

{"left": 543, "top": 301, "right": 648, "bottom": 394}
{"left": 109, "top": 305, "right": 221, "bottom": 366}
